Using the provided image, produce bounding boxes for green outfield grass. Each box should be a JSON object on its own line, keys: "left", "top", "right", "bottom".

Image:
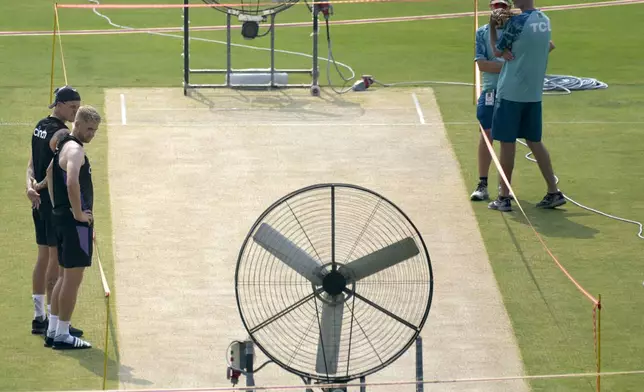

{"left": 1, "top": 1, "right": 643, "bottom": 391}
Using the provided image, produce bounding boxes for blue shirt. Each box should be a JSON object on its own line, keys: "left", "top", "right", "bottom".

{"left": 474, "top": 24, "right": 505, "bottom": 92}
{"left": 496, "top": 9, "right": 551, "bottom": 102}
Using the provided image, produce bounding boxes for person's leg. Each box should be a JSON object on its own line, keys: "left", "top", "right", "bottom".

{"left": 526, "top": 141, "right": 558, "bottom": 193}
{"left": 45, "top": 233, "right": 65, "bottom": 346}
{"left": 478, "top": 129, "right": 493, "bottom": 178}
{"left": 45, "top": 249, "right": 59, "bottom": 313}
{"left": 31, "top": 209, "right": 49, "bottom": 334}
{"left": 519, "top": 102, "right": 565, "bottom": 208}
{"left": 471, "top": 91, "right": 495, "bottom": 201}
{"left": 57, "top": 267, "right": 85, "bottom": 329}
{"left": 45, "top": 267, "right": 64, "bottom": 346}
{"left": 488, "top": 99, "right": 520, "bottom": 211}
{"left": 52, "top": 221, "right": 92, "bottom": 349}
{"left": 498, "top": 142, "right": 517, "bottom": 197}
{"left": 44, "top": 212, "right": 60, "bottom": 315}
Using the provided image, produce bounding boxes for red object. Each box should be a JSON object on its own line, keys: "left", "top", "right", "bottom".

{"left": 227, "top": 367, "right": 242, "bottom": 385}
{"left": 318, "top": 2, "right": 332, "bottom": 17}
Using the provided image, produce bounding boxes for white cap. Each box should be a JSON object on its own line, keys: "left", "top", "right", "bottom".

{"left": 490, "top": 0, "right": 511, "bottom": 5}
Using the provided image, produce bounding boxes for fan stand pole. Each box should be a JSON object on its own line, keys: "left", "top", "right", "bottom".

{"left": 245, "top": 339, "right": 256, "bottom": 392}
{"left": 415, "top": 336, "right": 424, "bottom": 392}
{"left": 305, "top": 377, "right": 313, "bottom": 392}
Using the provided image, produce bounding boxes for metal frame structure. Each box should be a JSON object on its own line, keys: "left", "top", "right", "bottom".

{"left": 231, "top": 337, "right": 425, "bottom": 392}
{"left": 182, "top": 0, "right": 322, "bottom": 95}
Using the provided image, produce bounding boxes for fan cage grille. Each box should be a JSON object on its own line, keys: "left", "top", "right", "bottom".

{"left": 235, "top": 184, "right": 433, "bottom": 382}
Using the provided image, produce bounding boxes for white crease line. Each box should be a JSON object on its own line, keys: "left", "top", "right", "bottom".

{"left": 2, "top": 120, "right": 644, "bottom": 127}
{"left": 120, "top": 93, "right": 127, "bottom": 125}
{"left": 104, "top": 122, "right": 427, "bottom": 127}
{"left": 411, "top": 93, "right": 425, "bottom": 125}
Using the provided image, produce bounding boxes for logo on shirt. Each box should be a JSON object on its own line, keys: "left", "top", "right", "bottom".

{"left": 33, "top": 127, "right": 48, "bottom": 139}
{"left": 530, "top": 22, "right": 551, "bottom": 33}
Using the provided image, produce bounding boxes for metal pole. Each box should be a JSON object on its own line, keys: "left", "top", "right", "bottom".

{"left": 415, "top": 336, "right": 424, "bottom": 392}
{"left": 270, "top": 13, "right": 276, "bottom": 88}
{"left": 360, "top": 376, "right": 366, "bottom": 392}
{"left": 245, "top": 340, "right": 255, "bottom": 392}
{"left": 183, "top": 0, "right": 190, "bottom": 95}
{"left": 311, "top": 7, "right": 319, "bottom": 88}
{"left": 226, "top": 12, "right": 232, "bottom": 87}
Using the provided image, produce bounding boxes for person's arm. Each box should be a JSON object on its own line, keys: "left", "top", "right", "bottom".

{"left": 476, "top": 60, "right": 503, "bottom": 73}
{"left": 34, "top": 128, "right": 70, "bottom": 192}
{"left": 63, "top": 144, "right": 92, "bottom": 224}
{"left": 26, "top": 156, "right": 41, "bottom": 208}
{"left": 474, "top": 27, "right": 501, "bottom": 73}
{"left": 549, "top": 40, "right": 556, "bottom": 52}
{"left": 46, "top": 159, "right": 54, "bottom": 206}
{"left": 491, "top": 16, "right": 520, "bottom": 60}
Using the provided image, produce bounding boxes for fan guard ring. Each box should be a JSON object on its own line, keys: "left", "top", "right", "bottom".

{"left": 235, "top": 183, "right": 434, "bottom": 382}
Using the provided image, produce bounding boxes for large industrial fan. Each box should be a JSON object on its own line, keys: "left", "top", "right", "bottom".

{"left": 231, "top": 184, "right": 433, "bottom": 390}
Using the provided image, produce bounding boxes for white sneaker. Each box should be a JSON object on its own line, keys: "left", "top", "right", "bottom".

{"left": 470, "top": 181, "right": 489, "bottom": 201}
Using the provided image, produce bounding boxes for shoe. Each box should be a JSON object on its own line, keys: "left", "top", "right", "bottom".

{"left": 52, "top": 336, "right": 92, "bottom": 350}
{"left": 536, "top": 191, "right": 566, "bottom": 209}
{"left": 488, "top": 196, "right": 512, "bottom": 212}
{"left": 70, "top": 325, "right": 83, "bottom": 337}
{"left": 44, "top": 334, "right": 54, "bottom": 348}
{"left": 32, "top": 317, "right": 82, "bottom": 337}
{"left": 31, "top": 317, "right": 48, "bottom": 335}
{"left": 470, "top": 181, "right": 489, "bottom": 201}
{"left": 498, "top": 185, "right": 515, "bottom": 201}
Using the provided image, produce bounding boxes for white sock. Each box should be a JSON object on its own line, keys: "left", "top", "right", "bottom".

{"left": 55, "top": 321, "right": 75, "bottom": 344}
{"left": 33, "top": 295, "right": 46, "bottom": 319}
{"left": 47, "top": 304, "right": 52, "bottom": 317}
{"left": 47, "top": 315, "right": 59, "bottom": 337}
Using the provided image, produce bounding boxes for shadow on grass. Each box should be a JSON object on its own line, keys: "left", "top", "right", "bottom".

{"left": 186, "top": 87, "right": 365, "bottom": 118}
{"left": 508, "top": 198, "right": 600, "bottom": 239}
{"left": 57, "top": 304, "right": 152, "bottom": 388}
{"left": 58, "top": 347, "right": 152, "bottom": 387}
{"left": 499, "top": 211, "right": 597, "bottom": 392}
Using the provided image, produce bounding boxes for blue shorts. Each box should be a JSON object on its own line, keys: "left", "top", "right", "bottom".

{"left": 476, "top": 90, "right": 496, "bottom": 130}
{"left": 491, "top": 99, "right": 543, "bottom": 143}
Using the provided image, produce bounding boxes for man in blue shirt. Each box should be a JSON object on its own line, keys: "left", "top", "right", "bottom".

{"left": 470, "top": 0, "right": 512, "bottom": 202}
{"left": 487, "top": 0, "right": 565, "bottom": 212}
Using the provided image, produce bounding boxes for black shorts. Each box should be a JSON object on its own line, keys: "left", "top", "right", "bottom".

{"left": 32, "top": 208, "right": 57, "bottom": 247}
{"left": 52, "top": 211, "right": 93, "bottom": 269}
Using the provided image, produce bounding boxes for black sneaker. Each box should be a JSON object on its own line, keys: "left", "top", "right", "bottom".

{"left": 31, "top": 317, "right": 48, "bottom": 335}
{"left": 52, "top": 336, "right": 92, "bottom": 350}
{"left": 32, "top": 318, "right": 82, "bottom": 337}
{"left": 70, "top": 325, "right": 84, "bottom": 337}
{"left": 488, "top": 196, "right": 512, "bottom": 212}
{"left": 44, "top": 334, "right": 54, "bottom": 348}
{"left": 536, "top": 191, "right": 566, "bottom": 209}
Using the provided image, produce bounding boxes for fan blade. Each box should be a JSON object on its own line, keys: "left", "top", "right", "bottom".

{"left": 316, "top": 298, "right": 344, "bottom": 375}
{"left": 343, "top": 237, "right": 419, "bottom": 282}
{"left": 252, "top": 223, "right": 324, "bottom": 286}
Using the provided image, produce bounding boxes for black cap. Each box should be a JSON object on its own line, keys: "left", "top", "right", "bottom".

{"left": 48, "top": 86, "right": 81, "bottom": 109}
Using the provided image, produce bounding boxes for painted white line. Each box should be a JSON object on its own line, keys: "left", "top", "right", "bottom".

{"left": 120, "top": 93, "right": 127, "bottom": 125}
{"left": 2, "top": 0, "right": 643, "bottom": 37}
{"left": 2, "top": 120, "right": 644, "bottom": 127}
{"left": 411, "top": 93, "right": 425, "bottom": 125}
{"left": 0, "top": 122, "right": 30, "bottom": 126}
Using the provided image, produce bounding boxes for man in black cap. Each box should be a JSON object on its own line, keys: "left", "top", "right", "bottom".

{"left": 26, "top": 86, "right": 83, "bottom": 339}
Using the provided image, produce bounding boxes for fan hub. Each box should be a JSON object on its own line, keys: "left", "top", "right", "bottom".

{"left": 322, "top": 270, "right": 347, "bottom": 296}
